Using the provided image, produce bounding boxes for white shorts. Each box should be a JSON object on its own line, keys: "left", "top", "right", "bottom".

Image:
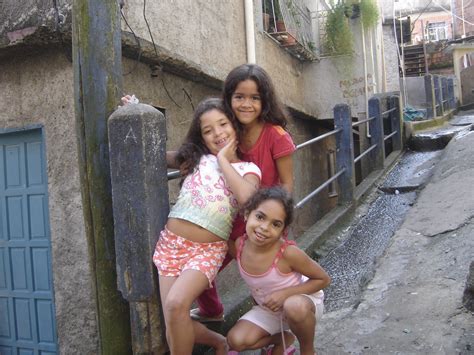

{"left": 239, "top": 292, "right": 324, "bottom": 335}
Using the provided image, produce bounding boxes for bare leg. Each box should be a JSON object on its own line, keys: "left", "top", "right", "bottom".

{"left": 227, "top": 320, "right": 273, "bottom": 351}
{"left": 283, "top": 295, "right": 316, "bottom": 355}
{"left": 159, "top": 270, "right": 227, "bottom": 354}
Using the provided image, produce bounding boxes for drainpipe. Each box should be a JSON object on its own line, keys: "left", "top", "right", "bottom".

{"left": 244, "top": 0, "right": 256, "bottom": 63}
{"left": 361, "top": 23, "right": 371, "bottom": 138}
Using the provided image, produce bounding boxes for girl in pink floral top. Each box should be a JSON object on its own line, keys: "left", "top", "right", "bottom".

{"left": 152, "top": 98, "right": 261, "bottom": 354}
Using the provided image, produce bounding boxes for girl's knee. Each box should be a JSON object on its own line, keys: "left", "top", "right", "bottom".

{"left": 226, "top": 331, "right": 246, "bottom": 352}
{"left": 283, "top": 295, "right": 315, "bottom": 322}
{"left": 164, "top": 297, "right": 188, "bottom": 321}
{"left": 227, "top": 326, "right": 255, "bottom": 351}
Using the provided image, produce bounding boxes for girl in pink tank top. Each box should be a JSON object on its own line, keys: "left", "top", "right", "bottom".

{"left": 227, "top": 187, "right": 331, "bottom": 355}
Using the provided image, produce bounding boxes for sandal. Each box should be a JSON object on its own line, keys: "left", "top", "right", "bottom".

{"left": 261, "top": 344, "right": 296, "bottom": 355}
{"left": 189, "top": 308, "right": 224, "bottom": 323}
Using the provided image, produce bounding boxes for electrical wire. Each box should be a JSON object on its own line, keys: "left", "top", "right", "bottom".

{"left": 142, "top": 0, "right": 183, "bottom": 109}
{"left": 121, "top": 8, "right": 142, "bottom": 76}
{"left": 432, "top": 0, "right": 474, "bottom": 26}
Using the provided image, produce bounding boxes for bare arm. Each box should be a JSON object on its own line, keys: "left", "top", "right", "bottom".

{"left": 217, "top": 138, "right": 260, "bottom": 205}
{"left": 275, "top": 154, "right": 294, "bottom": 193}
{"left": 166, "top": 151, "right": 179, "bottom": 169}
{"left": 263, "top": 246, "right": 330, "bottom": 310}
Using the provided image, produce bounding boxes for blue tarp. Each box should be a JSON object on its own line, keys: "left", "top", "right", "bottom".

{"left": 403, "top": 105, "right": 427, "bottom": 121}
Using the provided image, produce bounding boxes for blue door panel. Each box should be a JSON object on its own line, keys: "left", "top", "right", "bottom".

{"left": 5, "top": 145, "right": 22, "bottom": 188}
{"left": 0, "top": 249, "right": 6, "bottom": 289}
{"left": 0, "top": 297, "right": 11, "bottom": 337}
{"left": 28, "top": 195, "right": 46, "bottom": 239}
{"left": 11, "top": 248, "right": 29, "bottom": 291}
{"left": 26, "top": 142, "right": 43, "bottom": 187}
{"left": 14, "top": 298, "right": 33, "bottom": 341}
{"left": 32, "top": 248, "right": 50, "bottom": 292}
{"left": 36, "top": 300, "right": 54, "bottom": 343}
{"left": 6, "top": 196, "right": 24, "bottom": 239}
{"left": 0, "top": 129, "right": 57, "bottom": 354}
{"left": 0, "top": 346, "right": 13, "bottom": 355}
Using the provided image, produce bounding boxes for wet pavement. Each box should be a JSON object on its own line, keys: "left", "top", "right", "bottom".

{"left": 318, "top": 150, "right": 441, "bottom": 312}
{"left": 315, "top": 112, "right": 474, "bottom": 354}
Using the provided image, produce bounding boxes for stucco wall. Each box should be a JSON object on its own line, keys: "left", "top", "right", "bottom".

{"left": 461, "top": 65, "right": 474, "bottom": 105}
{"left": 0, "top": 49, "right": 99, "bottom": 354}
{"left": 382, "top": 25, "right": 402, "bottom": 93}
{"left": 405, "top": 76, "right": 429, "bottom": 108}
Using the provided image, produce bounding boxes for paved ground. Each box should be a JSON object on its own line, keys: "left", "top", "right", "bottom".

{"left": 316, "top": 114, "right": 474, "bottom": 354}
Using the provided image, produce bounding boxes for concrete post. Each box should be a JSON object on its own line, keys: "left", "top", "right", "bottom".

{"left": 424, "top": 74, "right": 435, "bottom": 118}
{"left": 433, "top": 75, "right": 443, "bottom": 116}
{"left": 72, "top": 0, "right": 131, "bottom": 352}
{"left": 448, "top": 78, "right": 455, "bottom": 109}
{"left": 368, "top": 96, "right": 385, "bottom": 170}
{"left": 441, "top": 76, "right": 449, "bottom": 112}
{"left": 108, "top": 104, "right": 169, "bottom": 354}
{"left": 389, "top": 96, "right": 403, "bottom": 151}
{"left": 334, "top": 104, "right": 355, "bottom": 204}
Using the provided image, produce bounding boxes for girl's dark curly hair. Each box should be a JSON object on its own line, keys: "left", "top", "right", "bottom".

{"left": 244, "top": 186, "right": 294, "bottom": 227}
{"left": 175, "top": 97, "right": 240, "bottom": 176}
{"left": 222, "top": 64, "right": 289, "bottom": 130}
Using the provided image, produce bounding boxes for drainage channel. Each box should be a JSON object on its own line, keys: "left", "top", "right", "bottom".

{"left": 319, "top": 149, "right": 444, "bottom": 311}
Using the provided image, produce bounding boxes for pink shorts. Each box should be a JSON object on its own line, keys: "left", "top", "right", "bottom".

{"left": 153, "top": 227, "right": 228, "bottom": 287}
{"left": 240, "top": 293, "right": 324, "bottom": 335}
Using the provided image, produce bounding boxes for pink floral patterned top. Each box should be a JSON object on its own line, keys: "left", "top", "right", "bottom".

{"left": 168, "top": 154, "right": 261, "bottom": 240}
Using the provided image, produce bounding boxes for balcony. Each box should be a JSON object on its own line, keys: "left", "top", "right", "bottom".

{"left": 263, "top": 0, "right": 318, "bottom": 61}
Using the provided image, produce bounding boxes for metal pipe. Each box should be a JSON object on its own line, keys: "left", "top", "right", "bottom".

{"left": 354, "top": 143, "right": 377, "bottom": 164}
{"left": 295, "top": 128, "right": 342, "bottom": 150}
{"left": 245, "top": 0, "right": 256, "bottom": 63}
{"left": 352, "top": 116, "right": 375, "bottom": 127}
{"left": 384, "top": 131, "right": 398, "bottom": 141}
{"left": 294, "top": 169, "right": 345, "bottom": 209}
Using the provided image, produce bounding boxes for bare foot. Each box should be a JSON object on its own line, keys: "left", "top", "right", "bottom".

{"left": 214, "top": 335, "right": 229, "bottom": 355}
{"left": 271, "top": 332, "right": 295, "bottom": 355}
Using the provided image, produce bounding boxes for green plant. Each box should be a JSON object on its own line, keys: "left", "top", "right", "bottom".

{"left": 359, "top": 0, "right": 379, "bottom": 29}
{"left": 324, "top": 1, "right": 353, "bottom": 55}
{"left": 273, "top": 0, "right": 283, "bottom": 20}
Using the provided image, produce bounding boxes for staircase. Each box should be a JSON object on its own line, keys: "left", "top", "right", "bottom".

{"left": 401, "top": 44, "right": 427, "bottom": 77}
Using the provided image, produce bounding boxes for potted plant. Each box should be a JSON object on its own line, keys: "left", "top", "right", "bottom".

{"left": 324, "top": 1, "right": 353, "bottom": 55}
{"left": 359, "top": 0, "right": 379, "bottom": 29}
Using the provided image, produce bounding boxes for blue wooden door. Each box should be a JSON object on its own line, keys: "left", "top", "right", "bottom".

{"left": 0, "top": 129, "right": 57, "bottom": 355}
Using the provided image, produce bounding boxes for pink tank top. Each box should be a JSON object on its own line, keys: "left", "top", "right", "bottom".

{"left": 236, "top": 236, "right": 305, "bottom": 308}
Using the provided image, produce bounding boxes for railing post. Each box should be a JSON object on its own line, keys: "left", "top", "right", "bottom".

{"left": 424, "top": 74, "right": 435, "bottom": 118}
{"left": 108, "top": 104, "right": 168, "bottom": 354}
{"left": 389, "top": 95, "right": 403, "bottom": 151}
{"left": 448, "top": 78, "right": 455, "bottom": 109}
{"left": 442, "top": 77, "right": 448, "bottom": 112}
{"left": 368, "top": 96, "right": 385, "bottom": 169}
{"left": 334, "top": 104, "right": 355, "bottom": 204}
{"left": 433, "top": 75, "right": 443, "bottom": 116}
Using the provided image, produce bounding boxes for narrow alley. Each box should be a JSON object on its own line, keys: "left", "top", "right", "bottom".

{"left": 315, "top": 110, "right": 474, "bottom": 354}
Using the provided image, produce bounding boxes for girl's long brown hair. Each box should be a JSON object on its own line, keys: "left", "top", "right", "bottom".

{"left": 222, "top": 64, "right": 289, "bottom": 130}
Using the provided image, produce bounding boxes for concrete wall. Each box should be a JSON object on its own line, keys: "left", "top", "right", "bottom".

{"left": 405, "top": 76, "right": 429, "bottom": 108}
{"left": 382, "top": 25, "right": 402, "bottom": 93}
{"left": 0, "top": 49, "right": 99, "bottom": 354}
{"left": 461, "top": 65, "right": 474, "bottom": 105}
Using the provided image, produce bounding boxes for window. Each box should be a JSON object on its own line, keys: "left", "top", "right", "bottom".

{"left": 426, "top": 22, "right": 447, "bottom": 41}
